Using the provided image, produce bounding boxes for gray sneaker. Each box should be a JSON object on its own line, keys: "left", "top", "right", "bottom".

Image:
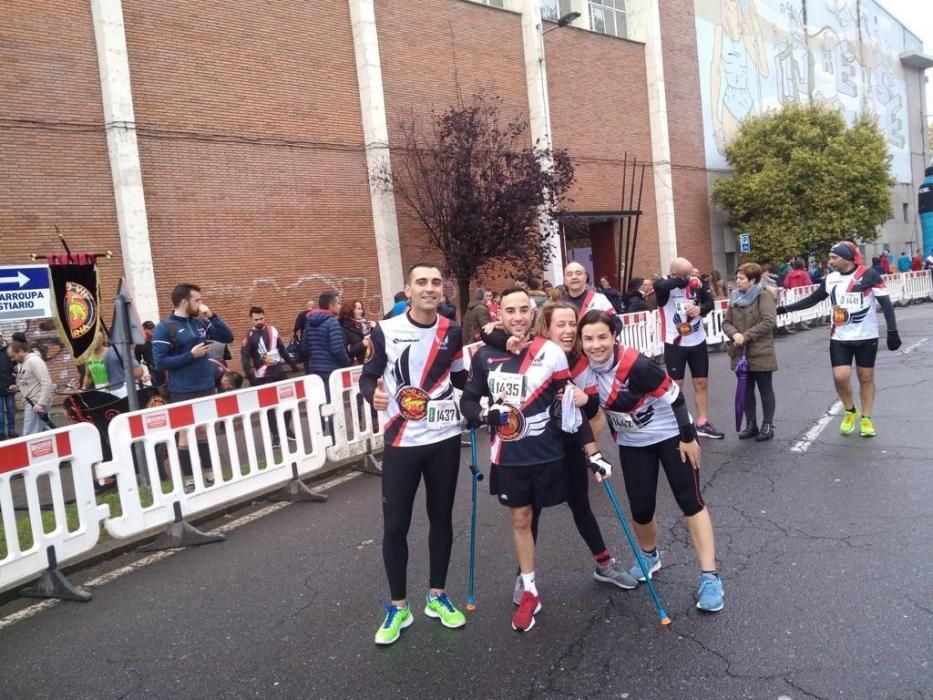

{"left": 629, "top": 549, "right": 662, "bottom": 582}
{"left": 593, "top": 560, "right": 638, "bottom": 590}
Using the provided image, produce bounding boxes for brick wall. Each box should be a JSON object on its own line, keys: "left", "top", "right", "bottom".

{"left": 0, "top": 1, "right": 123, "bottom": 388}
{"left": 122, "top": 0, "right": 380, "bottom": 354}
{"left": 659, "top": 0, "right": 714, "bottom": 275}
{"left": 546, "top": 28, "right": 661, "bottom": 279}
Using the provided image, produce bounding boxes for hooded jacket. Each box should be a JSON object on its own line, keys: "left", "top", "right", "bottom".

{"left": 301, "top": 310, "right": 351, "bottom": 376}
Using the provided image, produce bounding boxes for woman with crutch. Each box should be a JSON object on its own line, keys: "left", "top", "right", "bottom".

{"left": 577, "top": 310, "right": 725, "bottom": 613}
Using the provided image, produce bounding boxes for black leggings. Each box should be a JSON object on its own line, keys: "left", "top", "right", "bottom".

{"left": 619, "top": 436, "right": 705, "bottom": 525}
{"left": 529, "top": 449, "right": 607, "bottom": 555}
{"left": 382, "top": 435, "right": 461, "bottom": 600}
{"left": 745, "top": 370, "right": 776, "bottom": 425}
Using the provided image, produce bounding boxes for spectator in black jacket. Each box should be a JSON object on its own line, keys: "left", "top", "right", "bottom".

{"left": 292, "top": 298, "right": 316, "bottom": 372}
{"left": 0, "top": 333, "right": 18, "bottom": 439}
{"left": 598, "top": 276, "right": 625, "bottom": 313}
{"left": 338, "top": 299, "right": 370, "bottom": 365}
{"left": 621, "top": 276, "right": 648, "bottom": 313}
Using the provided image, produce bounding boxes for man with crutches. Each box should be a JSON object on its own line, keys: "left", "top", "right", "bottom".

{"left": 360, "top": 263, "right": 469, "bottom": 646}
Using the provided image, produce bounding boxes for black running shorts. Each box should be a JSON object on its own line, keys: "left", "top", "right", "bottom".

{"left": 829, "top": 339, "right": 878, "bottom": 368}
{"left": 663, "top": 343, "right": 710, "bottom": 381}
{"left": 490, "top": 460, "right": 567, "bottom": 509}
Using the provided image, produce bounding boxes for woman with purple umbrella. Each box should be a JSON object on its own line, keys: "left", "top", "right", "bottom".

{"left": 722, "top": 263, "right": 778, "bottom": 441}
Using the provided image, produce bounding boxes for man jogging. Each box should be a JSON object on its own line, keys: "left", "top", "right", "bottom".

{"left": 654, "top": 257, "right": 724, "bottom": 439}
{"left": 461, "top": 287, "right": 572, "bottom": 633}
{"left": 778, "top": 241, "right": 901, "bottom": 437}
{"left": 360, "top": 263, "right": 468, "bottom": 645}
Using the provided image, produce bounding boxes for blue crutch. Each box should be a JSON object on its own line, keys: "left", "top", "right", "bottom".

{"left": 466, "top": 428, "right": 483, "bottom": 611}
{"left": 588, "top": 462, "right": 672, "bottom": 626}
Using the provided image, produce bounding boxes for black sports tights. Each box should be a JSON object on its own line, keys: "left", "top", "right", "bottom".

{"left": 619, "top": 436, "right": 705, "bottom": 525}
{"left": 745, "top": 370, "right": 776, "bottom": 425}
{"left": 382, "top": 435, "right": 461, "bottom": 601}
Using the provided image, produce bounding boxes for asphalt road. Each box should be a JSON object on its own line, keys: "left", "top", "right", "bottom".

{"left": 2, "top": 305, "right": 932, "bottom": 699}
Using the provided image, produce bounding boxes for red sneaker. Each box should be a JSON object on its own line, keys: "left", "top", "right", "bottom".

{"left": 511, "top": 591, "right": 542, "bottom": 632}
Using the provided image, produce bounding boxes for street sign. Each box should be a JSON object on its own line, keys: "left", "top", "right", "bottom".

{"left": 0, "top": 264, "right": 52, "bottom": 321}
{"left": 739, "top": 233, "right": 751, "bottom": 253}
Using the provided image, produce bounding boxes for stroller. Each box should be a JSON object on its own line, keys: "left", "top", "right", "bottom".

{"left": 62, "top": 386, "right": 165, "bottom": 462}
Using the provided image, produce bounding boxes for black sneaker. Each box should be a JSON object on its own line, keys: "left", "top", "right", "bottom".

{"left": 696, "top": 422, "right": 725, "bottom": 439}
{"left": 286, "top": 430, "right": 297, "bottom": 443}
{"left": 271, "top": 437, "right": 281, "bottom": 448}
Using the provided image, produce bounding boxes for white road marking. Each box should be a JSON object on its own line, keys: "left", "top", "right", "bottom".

{"left": 901, "top": 337, "right": 929, "bottom": 355}
{"left": 0, "top": 471, "right": 362, "bottom": 631}
{"left": 790, "top": 401, "right": 843, "bottom": 453}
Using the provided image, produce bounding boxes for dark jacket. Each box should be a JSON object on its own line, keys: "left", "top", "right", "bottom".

{"left": 339, "top": 316, "right": 367, "bottom": 365}
{"left": 0, "top": 344, "right": 15, "bottom": 394}
{"left": 438, "top": 300, "right": 457, "bottom": 322}
{"left": 722, "top": 288, "right": 778, "bottom": 372}
{"left": 599, "top": 286, "right": 625, "bottom": 313}
{"left": 621, "top": 291, "right": 648, "bottom": 313}
{"left": 152, "top": 313, "right": 235, "bottom": 394}
{"left": 461, "top": 299, "right": 491, "bottom": 342}
{"left": 301, "top": 310, "right": 351, "bottom": 376}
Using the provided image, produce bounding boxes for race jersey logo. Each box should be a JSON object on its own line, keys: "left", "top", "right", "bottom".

{"left": 396, "top": 386, "right": 430, "bottom": 420}
{"left": 832, "top": 305, "right": 849, "bottom": 325}
{"left": 496, "top": 406, "right": 527, "bottom": 442}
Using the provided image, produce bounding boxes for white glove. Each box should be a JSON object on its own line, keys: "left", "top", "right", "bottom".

{"left": 586, "top": 451, "right": 612, "bottom": 479}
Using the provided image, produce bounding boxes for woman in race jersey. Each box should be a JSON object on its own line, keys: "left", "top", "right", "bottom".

{"left": 483, "top": 301, "right": 640, "bottom": 602}
{"left": 577, "top": 310, "right": 725, "bottom": 613}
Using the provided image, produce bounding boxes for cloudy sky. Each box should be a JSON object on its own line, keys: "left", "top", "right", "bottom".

{"left": 879, "top": 0, "right": 933, "bottom": 122}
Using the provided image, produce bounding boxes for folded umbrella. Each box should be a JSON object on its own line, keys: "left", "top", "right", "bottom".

{"left": 734, "top": 352, "right": 748, "bottom": 432}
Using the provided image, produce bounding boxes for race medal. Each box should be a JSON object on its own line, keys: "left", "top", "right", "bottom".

{"left": 831, "top": 306, "right": 849, "bottom": 325}
{"left": 396, "top": 386, "right": 430, "bottom": 420}
{"left": 496, "top": 406, "right": 527, "bottom": 442}
{"left": 677, "top": 322, "right": 692, "bottom": 336}
{"left": 488, "top": 372, "right": 525, "bottom": 404}
{"left": 426, "top": 400, "right": 460, "bottom": 428}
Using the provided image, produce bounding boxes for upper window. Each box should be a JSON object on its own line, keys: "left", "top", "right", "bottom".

{"left": 589, "top": 0, "right": 627, "bottom": 39}
{"left": 474, "top": 0, "right": 506, "bottom": 7}
{"left": 541, "top": 0, "right": 574, "bottom": 22}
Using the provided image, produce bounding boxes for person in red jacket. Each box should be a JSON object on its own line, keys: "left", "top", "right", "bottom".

{"left": 782, "top": 258, "right": 813, "bottom": 289}
{"left": 911, "top": 253, "right": 923, "bottom": 271}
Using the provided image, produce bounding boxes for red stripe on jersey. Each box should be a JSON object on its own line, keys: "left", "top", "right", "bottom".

{"left": 570, "top": 355, "right": 589, "bottom": 383}
{"left": 647, "top": 374, "right": 672, "bottom": 398}
{"left": 385, "top": 414, "right": 406, "bottom": 447}
{"left": 518, "top": 336, "right": 547, "bottom": 374}
{"left": 419, "top": 315, "right": 450, "bottom": 392}
{"left": 580, "top": 290, "right": 595, "bottom": 316}
{"left": 604, "top": 347, "right": 640, "bottom": 408}
{"left": 846, "top": 266, "right": 867, "bottom": 293}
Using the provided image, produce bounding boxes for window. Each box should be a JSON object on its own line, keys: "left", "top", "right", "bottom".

{"left": 903, "top": 202, "right": 909, "bottom": 223}
{"left": 541, "top": 0, "right": 574, "bottom": 22}
{"left": 474, "top": 0, "right": 506, "bottom": 7}
{"left": 589, "top": 0, "right": 627, "bottom": 39}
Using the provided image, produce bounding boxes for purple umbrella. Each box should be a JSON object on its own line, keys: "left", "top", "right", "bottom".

{"left": 734, "top": 352, "right": 748, "bottom": 432}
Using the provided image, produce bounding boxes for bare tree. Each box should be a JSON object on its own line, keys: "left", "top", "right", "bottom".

{"left": 375, "top": 92, "right": 575, "bottom": 313}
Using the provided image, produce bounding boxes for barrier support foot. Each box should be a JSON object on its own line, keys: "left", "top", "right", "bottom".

{"left": 353, "top": 454, "right": 383, "bottom": 476}
{"left": 138, "top": 502, "right": 226, "bottom": 552}
{"left": 21, "top": 547, "right": 91, "bottom": 602}
{"left": 269, "top": 462, "right": 327, "bottom": 503}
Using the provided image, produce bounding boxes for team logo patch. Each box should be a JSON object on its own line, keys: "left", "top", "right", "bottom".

{"left": 65, "top": 281, "right": 97, "bottom": 340}
{"left": 831, "top": 306, "right": 849, "bottom": 325}
{"left": 396, "top": 386, "right": 430, "bottom": 420}
{"left": 496, "top": 407, "right": 527, "bottom": 442}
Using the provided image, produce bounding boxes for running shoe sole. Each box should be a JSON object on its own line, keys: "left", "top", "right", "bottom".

{"left": 374, "top": 612, "right": 413, "bottom": 645}
{"left": 632, "top": 559, "right": 662, "bottom": 582}
{"left": 696, "top": 598, "right": 725, "bottom": 613}
{"left": 592, "top": 570, "right": 638, "bottom": 590}
{"left": 696, "top": 429, "right": 725, "bottom": 440}
{"left": 423, "top": 605, "right": 466, "bottom": 629}
{"left": 511, "top": 601, "right": 542, "bottom": 632}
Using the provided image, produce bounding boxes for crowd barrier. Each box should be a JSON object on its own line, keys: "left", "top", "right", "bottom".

{"left": 1, "top": 270, "right": 930, "bottom": 600}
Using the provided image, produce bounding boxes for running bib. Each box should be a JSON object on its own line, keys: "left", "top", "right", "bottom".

{"left": 426, "top": 400, "right": 460, "bottom": 428}
{"left": 675, "top": 300, "right": 693, "bottom": 316}
{"left": 837, "top": 293, "right": 861, "bottom": 311}
{"left": 606, "top": 410, "right": 639, "bottom": 433}
{"left": 488, "top": 372, "right": 525, "bottom": 403}
{"left": 265, "top": 349, "right": 281, "bottom": 364}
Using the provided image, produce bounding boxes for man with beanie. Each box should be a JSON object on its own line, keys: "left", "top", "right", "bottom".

{"left": 152, "top": 283, "right": 234, "bottom": 491}
{"left": 778, "top": 241, "right": 901, "bottom": 437}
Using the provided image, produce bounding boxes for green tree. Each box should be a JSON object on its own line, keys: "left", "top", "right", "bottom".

{"left": 712, "top": 104, "right": 894, "bottom": 263}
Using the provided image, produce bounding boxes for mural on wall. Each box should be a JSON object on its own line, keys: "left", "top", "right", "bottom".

{"left": 695, "top": 0, "right": 921, "bottom": 182}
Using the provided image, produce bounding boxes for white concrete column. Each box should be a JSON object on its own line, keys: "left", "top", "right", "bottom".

{"left": 520, "top": 0, "right": 564, "bottom": 284}
{"left": 90, "top": 0, "right": 159, "bottom": 323}
{"left": 632, "top": 0, "right": 678, "bottom": 273}
{"left": 348, "top": 0, "right": 404, "bottom": 311}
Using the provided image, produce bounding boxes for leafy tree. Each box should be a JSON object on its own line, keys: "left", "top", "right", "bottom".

{"left": 375, "top": 92, "right": 575, "bottom": 313}
{"left": 712, "top": 104, "right": 894, "bottom": 263}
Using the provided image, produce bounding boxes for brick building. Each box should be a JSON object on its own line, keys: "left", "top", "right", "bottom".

{"left": 18, "top": 0, "right": 901, "bottom": 377}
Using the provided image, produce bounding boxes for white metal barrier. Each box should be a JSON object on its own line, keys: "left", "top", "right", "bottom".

{"left": 326, "top": 366, "right": 384, "bottom": 464}
{"left": 0, "top": 424, "right": 108, "bottom": 598}
{"left": 98, "top": 375, "right": 328, "bottom": 542}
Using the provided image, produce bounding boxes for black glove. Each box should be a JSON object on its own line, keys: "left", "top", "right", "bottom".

{"left": 776, "top": 305, "right": 787, "bottom": 316}
{"left": 887, "top": 330, "right": 902, "bottom": 351}
{"left": 485, "top": 407, "right": 509, "bottom": 428}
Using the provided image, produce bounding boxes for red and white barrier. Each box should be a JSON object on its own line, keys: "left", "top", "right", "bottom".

{"left": 327, "top": 366, "right": 383, "bottom": 464}
{"left": 0, "top": 424, "right": 108, "bottom": 593}
{"left": 98, "top": 375, "right": 328, "bottom": 541}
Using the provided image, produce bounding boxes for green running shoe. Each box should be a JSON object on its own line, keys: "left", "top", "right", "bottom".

{"left": 424, "top": 592, "right": 466, "bottom": 629}
{"left": 859, "top": 417, "right": 876, "bottom": 438}
{"left": 839, "top": 410, "right": 858, "bottom": 435}
{"left": 374, "top": 603, "right": 413, "bottom": 645}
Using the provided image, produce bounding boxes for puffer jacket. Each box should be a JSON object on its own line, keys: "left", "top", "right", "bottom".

{"left": 722, "top": 288, "right": 778, "bottom": 372}
{"left": 301, "top": 310, "right": 351, "bottom": 376}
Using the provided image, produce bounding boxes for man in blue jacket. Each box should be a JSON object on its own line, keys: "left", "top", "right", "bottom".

{"left": 301, "top": 291, "right": 351, "bottom": 438}
{"left": 152, "top": 283, "right": 234, "bottom": 489}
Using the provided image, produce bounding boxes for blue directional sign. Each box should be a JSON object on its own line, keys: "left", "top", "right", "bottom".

{"left": 0, "top": 264, "right": 53, "bottom": 320}
{"left": 739, "top": 233, "right": 751, "bottom": 253}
